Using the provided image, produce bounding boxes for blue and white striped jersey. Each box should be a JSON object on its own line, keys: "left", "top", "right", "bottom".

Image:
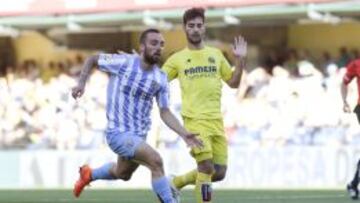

{"left": 98, "top": 53, "right": 169, "bottom": 135}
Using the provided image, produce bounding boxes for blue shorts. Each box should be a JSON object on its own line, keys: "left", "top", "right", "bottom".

{"left": 106, "top": 131, "right": 146, "bottom": 160}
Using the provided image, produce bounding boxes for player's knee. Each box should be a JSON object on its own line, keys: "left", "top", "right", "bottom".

{"left": 198, "top": 160, "right": 215, "bottom": 175}
{"left": 212, "top": 166, "right": 227, "bottom": 181}
{"left": 149, "top": 153, "right": 164, "bottom": 173}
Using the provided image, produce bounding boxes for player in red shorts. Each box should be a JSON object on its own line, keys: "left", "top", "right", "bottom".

{"left": 341, "top": 58, "right": 360, "bottom": 200}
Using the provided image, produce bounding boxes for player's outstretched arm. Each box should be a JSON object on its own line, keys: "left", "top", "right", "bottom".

{"left": 341, "top": 82, "right": 351, "bottom": 113}
{"left": 159, "top": 108, "right": 203, "bottom": 148}
{"left": 226, "top": 35, "right": 247, "bottom": 88}
{"left": 72, "top": 55, "right": 99, "bottom": 99}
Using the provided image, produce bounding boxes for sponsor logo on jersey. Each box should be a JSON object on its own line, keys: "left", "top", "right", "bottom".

{"left": 184, "top": 66, "right": 217, "bottom": 76}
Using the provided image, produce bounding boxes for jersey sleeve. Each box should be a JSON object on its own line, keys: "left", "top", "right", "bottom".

{"left": 97, "top": 53, "right": 128, "bottom": 75}
{"left": 156, "top": 74, "right": 170, "bottom": 109}
{"left": 162, "top": 55, "right": 178, "bottom": 81}
{"left": 343, "top": 61, "right": 358, "bottom": 85}
{"left": 219, "top": 51, "right": 233, "bottom": 82}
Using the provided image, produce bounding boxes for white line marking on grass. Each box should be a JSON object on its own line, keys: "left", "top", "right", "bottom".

{"left": 229, "top": 194, "right": 346, "bottom": 200}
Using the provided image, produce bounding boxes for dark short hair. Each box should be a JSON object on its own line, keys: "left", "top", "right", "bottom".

{"left": 139, "top": 28, "right": 160, "bottom": 44}
{"left": 183, "top": 7, "right": 205, "bottom": 25}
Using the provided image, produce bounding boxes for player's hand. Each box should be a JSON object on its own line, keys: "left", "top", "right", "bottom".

{"left": 232, "top": 35, "right": 247, "bottom": 58}
{"left": 343, "top": 102, "right": 351, "bottom": 113}
{"left": 72, "top": 84, "right": 85, "bottom": 99}
{"left": 181, "top": 132, "right": 203, "bottom": 148}
{"left": 131, "top": 49, "right": 139, "bottom": 55}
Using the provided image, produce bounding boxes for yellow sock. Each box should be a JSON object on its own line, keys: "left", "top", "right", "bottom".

{"left": 195, "top": 172, "right": 212, "bottom": 203}
{"left": 172, "top": 169, "right": 197, "bottom": 189}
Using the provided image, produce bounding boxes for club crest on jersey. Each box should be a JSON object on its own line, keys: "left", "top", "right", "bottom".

{"left": 103, "top": 54, "right": 126, "bottom": 64}
{"left": 208, "top": 56, "right": 215, "bottom": 64}
{"left": 104, "top": 54, "right": 112, "bottom": 62}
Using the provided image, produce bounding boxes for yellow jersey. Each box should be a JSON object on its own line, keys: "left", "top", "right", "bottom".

{"left": 162, "top": 46, "right": 233, "bottom": 119}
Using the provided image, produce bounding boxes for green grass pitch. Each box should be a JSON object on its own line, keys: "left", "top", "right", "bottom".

{"left": 0, "top": 189, "right": 352, "bottom": 203}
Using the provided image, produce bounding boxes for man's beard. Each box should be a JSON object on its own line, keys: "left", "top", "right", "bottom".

{"left": 144, "top": 52, "right": 158, "bottom": 65}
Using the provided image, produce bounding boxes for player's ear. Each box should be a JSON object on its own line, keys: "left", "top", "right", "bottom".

{"left": 139, "top": 43, "right": 145, "bottom": 53}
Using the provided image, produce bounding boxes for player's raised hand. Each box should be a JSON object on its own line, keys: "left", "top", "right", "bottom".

{"left": 232, "top": 35, "right": 247, "bottom": 58}
{"left": 72, "top": 84, "right": 85, "bottom": 99}
{"left": 181, "top": 132, "right": 203, "bottom": 148}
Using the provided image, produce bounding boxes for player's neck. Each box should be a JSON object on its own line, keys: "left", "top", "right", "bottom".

{"left": 140, "top": 59, "right": 154, "bottom": 71}
{"left": 187, "top": 41, "right": 204, "bottom": 50}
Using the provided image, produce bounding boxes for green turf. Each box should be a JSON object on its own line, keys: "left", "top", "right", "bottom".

{"left": 0, "top": 189, "right": 352, "bottom": 203}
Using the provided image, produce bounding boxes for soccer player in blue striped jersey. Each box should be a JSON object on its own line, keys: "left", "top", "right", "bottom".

{"left": 71, "top": 28, "right": 202, "bottom": 203}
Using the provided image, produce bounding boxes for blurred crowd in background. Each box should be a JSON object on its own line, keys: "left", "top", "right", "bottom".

{"left": 1, "top": 47, "right": 360, "bottom": 150}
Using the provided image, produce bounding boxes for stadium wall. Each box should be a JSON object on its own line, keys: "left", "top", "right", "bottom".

{"left": 1, "top": 146, "right": 359, "bottom": 189}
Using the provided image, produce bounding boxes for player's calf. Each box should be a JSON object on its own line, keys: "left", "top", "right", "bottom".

{"left": 196, "top": 160, "right": 214, "bottom": 203}
{"left": 110, "top": 167, "right": 133, "bottom": 181}
{"left": 116, "top": 173, "right": 132, "bottom": 181}
{"left": 195, "top": 172, "right": 212, "bottom": 203}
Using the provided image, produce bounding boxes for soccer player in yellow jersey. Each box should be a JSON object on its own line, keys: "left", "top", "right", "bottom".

{"left": 162, "top": 7, "right": 247, "bottom": 203}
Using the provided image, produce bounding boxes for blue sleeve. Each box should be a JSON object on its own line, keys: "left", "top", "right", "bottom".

{"left": 98, "top": 54, "right": 128, "bottom": 75}
{"left": 156, "top": 74, "right": 170, "bottom": 109}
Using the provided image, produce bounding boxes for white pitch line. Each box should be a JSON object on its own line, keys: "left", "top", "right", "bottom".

{"left": 235, "top": 194, "right": 346, "bottom": 200}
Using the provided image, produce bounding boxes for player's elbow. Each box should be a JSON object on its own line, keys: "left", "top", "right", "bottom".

{"left": 86, "top": 55, "right": 99, "bottom": 66}
{"left": 159, "top": 108, "right": 170, "bottom": 119}
{"left": 341, "top": 81, "right": 349, "bottom": 90}
{"left": 227, "top": 80, "right": 240, "bottom": 89}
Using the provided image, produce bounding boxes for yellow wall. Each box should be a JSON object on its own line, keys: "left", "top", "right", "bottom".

{"left": 162, "top": 30, "right": 187, "bottom": 56}
{"left": 13, "top": 31, "right": 57, "bottom": 66}
{"left": 131, "top": 29, "right": 187, "bottom": 58}
{"left": 288, "top": 22, "right": 360, "bottom": 58}
{"left": 13, "top": 31, "right": 88, "bottom": 67}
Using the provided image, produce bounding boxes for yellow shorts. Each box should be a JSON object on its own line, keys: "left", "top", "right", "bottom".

{"left": 183, "top": 117, "right": 228, "bottom": 165}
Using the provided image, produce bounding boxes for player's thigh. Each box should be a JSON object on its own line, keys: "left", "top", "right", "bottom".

{"left": 116, "top": 155, "right": 139, "bottom": 176}
{"left": 184, "top": 118, "right": 213, "bottom": 162}
{"left": 211, "top": 134, "right": 228, "bottom": 166}
{"left": 106, "top": 131, "right": 145, "bottom": 160}
{"left": 189, "top": 132, "right": 213, "bottom": 163}
{"left": 132, "top": 142, "right": 163, "bottom": 170}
